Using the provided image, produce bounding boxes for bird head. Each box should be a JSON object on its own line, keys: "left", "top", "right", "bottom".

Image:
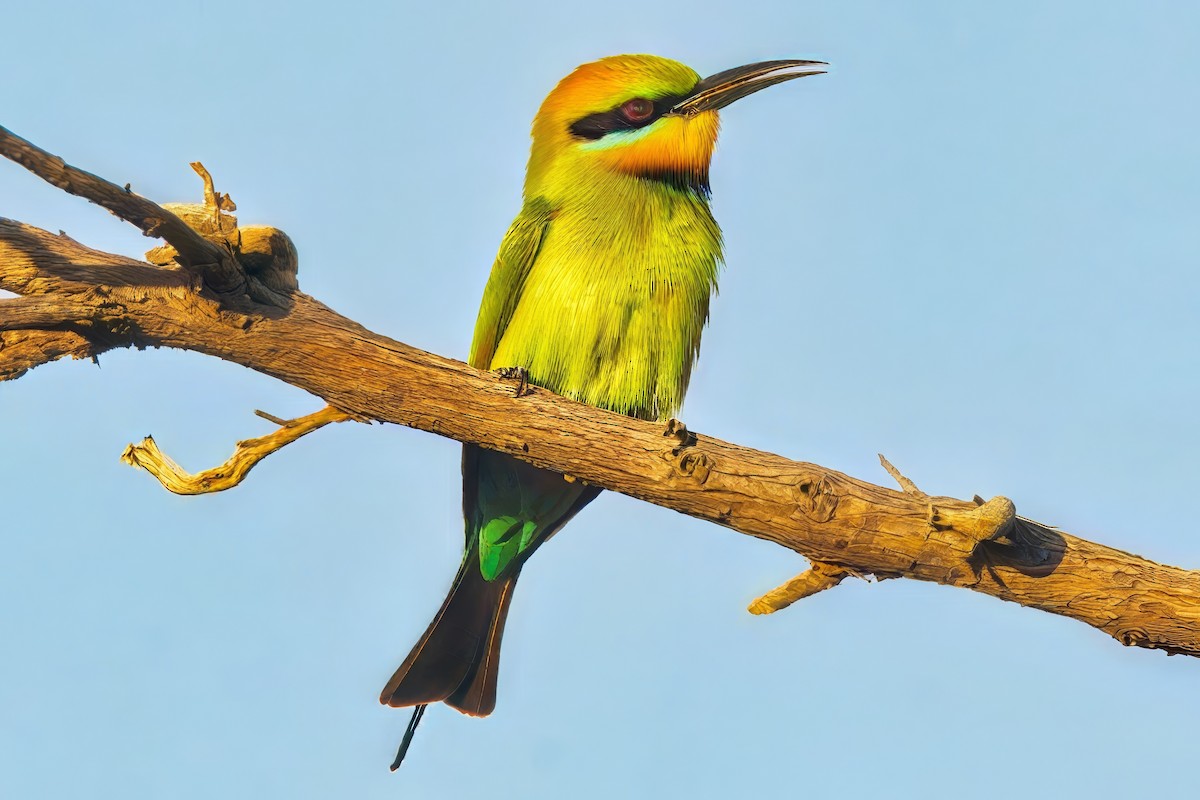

{"left": 526, "top": 54, "right": 824, "bottom": 199}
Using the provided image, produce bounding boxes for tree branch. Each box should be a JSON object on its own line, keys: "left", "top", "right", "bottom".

{"left": 879, "top": 452, "right": 924, "bottom": 496}
{"left": 0, "top": 293, "right": 93, "bottom": 329}
{"left": 0, "top": 327, "right": 99, "bottom": 381}
{"left": 0, "top": 125, "right": 289, "bottom": 305}
{"left": 120, "top": 405, "right": 352, "bottom": 495}
{"left": 3, "top": 125, "right": 1199, "bottom": 659}
{"left": 0, "top": 126, "right": 237, "bottom": 284}
{"left": 748, "top": 561, "right": 852, "bottom": 614}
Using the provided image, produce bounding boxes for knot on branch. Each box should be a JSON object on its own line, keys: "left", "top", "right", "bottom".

{"left": 1111, "top": 626, "right": 1189, "bottom": 656}
{"left": 661, "top": 419, "right": 713, "bottom": 484}
{"left": 676, "top": 451, "right": 713, "bottom": 484}
{"left": 931, "top": 495, "right": 1016, "bottom": 544}
{"left": 792, "top": 475, "right": 838, "bottom": 523}
{"left": 1118, "top": 626, "right": 1152, "bottom": 648}
{"left": 235, "top": 226, "right": 298, "bottom": 294}
{"left": 145, "top": 164, "right": 298, "bottom": 295}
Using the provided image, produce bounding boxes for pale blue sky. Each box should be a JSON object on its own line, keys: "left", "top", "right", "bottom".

{"left": 2, "top": 2, "right": 1198, "bottom": 798}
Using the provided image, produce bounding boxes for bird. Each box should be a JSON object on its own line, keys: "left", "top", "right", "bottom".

{"left": 380, "top": 53, "right": 824, "bottom": 767}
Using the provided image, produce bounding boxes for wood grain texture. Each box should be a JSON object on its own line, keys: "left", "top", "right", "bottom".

{"left": 3, "top": 126, "right": 1199, "bottom": 660}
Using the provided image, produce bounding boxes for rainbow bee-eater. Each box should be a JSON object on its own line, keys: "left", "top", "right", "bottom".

{"left": 381, "top": 54, "right": 824, "bottom": 760}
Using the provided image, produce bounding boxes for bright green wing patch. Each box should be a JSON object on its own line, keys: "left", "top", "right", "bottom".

{"left": 478, "top": 516, "right": 539, "bottom": 581}
{"left": 469, "top": 449, "right": 591, "bottom": 581}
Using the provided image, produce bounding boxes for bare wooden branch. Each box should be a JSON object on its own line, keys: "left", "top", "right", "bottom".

{"left": 0, "top": 294, "right": 92, "bottom": 330}
{"left": 254, "top": 409, "right": 290, "bottom": 426}
{"left": 121, "top": 406, "right": 352, "bottom": 495}
{"left": 189, "top": 161, "right": 237, "bottom": 214}
{"left": 748, "top": 561, "right": 851, "bottom": 614}
{"left": 4, "top": 126, "right": 1199, "bottom": 659}
{"left": 878, "top": 453, "right": 923, "bottom": 495}
{"left": 0, "top": 125, "right": 242, "bottom": 287}
{"left": 0, "top": 126, "right": 295, "bottom": 307}
{"left": 0, "top": 327, "right": 98, "bottom": 381}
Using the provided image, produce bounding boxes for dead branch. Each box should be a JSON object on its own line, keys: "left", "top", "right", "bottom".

{"left": 121, "top": 405, "right": 352, "bottom": 495}
{"left": 0, "top": 125, "right": 288, "bottom": 305}
{"left": 3, "top": 124, "right": 1199, "bottom": 659}
{"left": 748, "top": 561, "right": 851, "bottom": 614}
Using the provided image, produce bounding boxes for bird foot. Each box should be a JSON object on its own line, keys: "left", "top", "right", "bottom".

{"left": 494, "top": 366, "right": 530, "bottom": 397}
{"left": 663, "top": 418, "right": 697, "bottom": 454}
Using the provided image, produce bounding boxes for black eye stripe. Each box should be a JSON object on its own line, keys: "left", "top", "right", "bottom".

{"left": 568, "top": 93, "right": 689, "bottom": 140}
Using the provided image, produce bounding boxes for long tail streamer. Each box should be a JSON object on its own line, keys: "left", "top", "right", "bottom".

{"left": 389, "top": 704, "right": 427, "bottom": 771}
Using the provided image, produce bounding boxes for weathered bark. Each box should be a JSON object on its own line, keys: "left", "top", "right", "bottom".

{"left": 3, "top": 123, "right": 1199, "bottom": 659}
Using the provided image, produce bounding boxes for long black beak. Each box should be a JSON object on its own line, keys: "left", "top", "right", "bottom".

{"left": 671, "top": 59, "right": 827, "bottom": 116}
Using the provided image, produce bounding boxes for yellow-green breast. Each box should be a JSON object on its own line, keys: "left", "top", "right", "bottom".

{"left": 490, "top": 177, "right": 721, "bottom": 421}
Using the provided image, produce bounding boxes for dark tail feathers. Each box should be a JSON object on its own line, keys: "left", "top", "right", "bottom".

{"left": 380, "top": 560, "right": 518, "bottom": 717}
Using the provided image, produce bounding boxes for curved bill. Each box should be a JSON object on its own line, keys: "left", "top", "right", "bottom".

{"left": 671, "top": 59, "right": 827, "bottom": 116}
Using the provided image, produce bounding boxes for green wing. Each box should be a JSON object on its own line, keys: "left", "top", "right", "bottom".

{"left": 463, "top": 197, "right": 599, "bottom": 580}
{"left": 468, "top": 197, "right": 554, "bottom": 371}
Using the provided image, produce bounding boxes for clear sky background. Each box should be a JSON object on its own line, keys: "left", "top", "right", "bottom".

{"left": 2, "top": 2, "right": 1198, "bottom": 798}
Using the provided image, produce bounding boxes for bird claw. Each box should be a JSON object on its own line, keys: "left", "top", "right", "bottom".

{"left": 663, "top": 418, "right": 697, "bottom": 454}
{"left": 495, "top": 366, "right": 530, "bottom": 397}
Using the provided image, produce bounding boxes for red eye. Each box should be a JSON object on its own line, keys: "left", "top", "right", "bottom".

{"left": 620, "top": 98, "right": 655, "bottom": 123}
